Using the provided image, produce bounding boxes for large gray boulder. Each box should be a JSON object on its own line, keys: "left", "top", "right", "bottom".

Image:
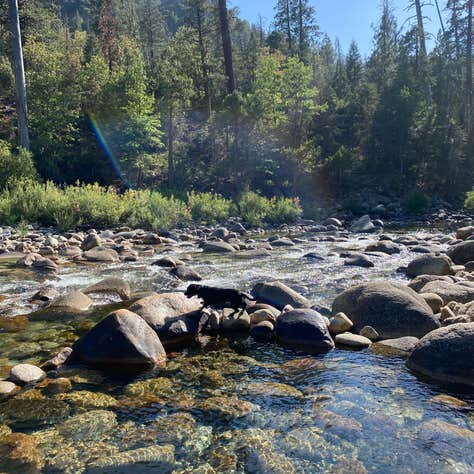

{"left": 252, "top": 281, "right": 312, "bottom": 310}
{"left": 447, "top": 240, "right": 474, "bottom": 264}
{"left": 83, "top": 277, "right": 131, "bottom": 300}
{"left": 129, "top": 293, "right": 202, "bottom": 345}
{"left": 48, "top": 291, "right": 93, "bottom": 312}
{"left": 406, "top": 323, "right": 474, "bottom": 387}
{"left": 408, "top": 275, "right": 453, "bottom": 293}
{"left": 419, "top": 280, "right": 474, "bottom": 304}
{"left": 276, "top": 309, "right": 334, "bottom": 353}
{"left": 350, "top": 215, "right": 376, "bottom": 233}
{"left": 70, "top": 309, "right": 166, "bottom": 369}
{"left": 331, "top": 281, "right": 439, "bottom": 338}
{"left": 200, "top": 241, "right": 236, "bottom": 253}
{"left": 406, "top": 255, "right": 453, "bottom": 278}
{"left": 83, "top": 246, "right": 119, "bottom": 262}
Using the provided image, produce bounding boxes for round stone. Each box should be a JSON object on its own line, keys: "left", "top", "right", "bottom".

{"left": 10, "top": 364, "right": 46, "bottom": 386}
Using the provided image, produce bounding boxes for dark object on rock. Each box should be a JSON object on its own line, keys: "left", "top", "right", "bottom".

{"left": 344, "top": 254, "right": 374, "bottom": 268}
{"left": 70, "top": 309, "right": 166, "bottom": 369}
{"left": 276, "top": 309, "right": 334, "bottom": 353}
{"left": 406, "top": 323, "right": 474, "bottom": 387}
{"left": 185, "top": 284, "right": 255, "bottom": 311}
{"left": 31, "top": 287, "right": 60, "bottom": 303}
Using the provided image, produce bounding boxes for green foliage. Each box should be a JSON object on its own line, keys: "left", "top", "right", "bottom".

{"left": 187, "top": 192, "right": 233, "bottom": 224}
{"left": 464, "top": 190, "right": 474, "bottom": 210}
{"left": 0, "top": 141, "right": 38, "bottom": 189}
{"left": 404, "top": 190, "right": 431, "bottom": 214}
{"left": 238, "top": 191, "right": 302, "bottom": 226}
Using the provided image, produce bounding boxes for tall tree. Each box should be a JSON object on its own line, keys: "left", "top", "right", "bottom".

{"left": 274, "top": 0, "right": 293, "bottom": 55}
{"left": 466, "top": 0, "right": 473, "bottom": 135}
{"left": 218, "top": 0, "right": 235, "bottom": 93}
{"left": 99, "top": 0, "right": 118, "bottom": 70}
{"left": 291, "top": 0, "right": 318, "bottom": 61}
{"left": 8, "top": 0, "right": 29, "bottom": 149}
{"left": 412, "top": 0, "right": 432, "bottom": 103}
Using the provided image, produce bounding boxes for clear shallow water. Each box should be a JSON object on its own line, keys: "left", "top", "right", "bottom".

{"left": 0, "top": 230, "right": 473, "bottom": 473}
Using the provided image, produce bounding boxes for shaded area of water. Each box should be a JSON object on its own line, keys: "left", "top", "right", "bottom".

{"left": 0, "top": 230, "right": 473, "bottom": 473}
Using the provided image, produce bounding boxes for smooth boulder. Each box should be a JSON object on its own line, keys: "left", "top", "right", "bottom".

{"left": 406, "top": 255, "right": 453, "bottom": 278}
{"left": 276, "top": 309, "right": 334, "bottom": 353}
{"left": 419, "top": 280, "right": 474, "bottom": 304}
{"left": 406, "top": 323, "right": 474, "bottom": 387}
{"left": 129, "top": 293, "right": 202, "bottom": 344}
{"left": 83, "top": 277, "right": 131, "bottom": 300}
{"left": 447, "top": 240, "right": 474, "bottom": 265}
{"left": 252, "top": 281, "right": 312, "bottom": 310}
{"left": 331, "top": 281, "right": 439, "bottom": 338}
{"left": 70, "top": 309, "right": 166, "bottom": 369}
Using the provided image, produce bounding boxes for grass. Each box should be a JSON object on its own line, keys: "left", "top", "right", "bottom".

{"left": 0, "top": 181, "right": 303, "bottom": 231}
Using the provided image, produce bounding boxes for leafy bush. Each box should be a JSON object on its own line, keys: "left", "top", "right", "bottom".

{"left": 0, "top": 141, "right": 38, "bottom": 189}
{"left": 187, "top": 192, "right": 233, "bottom": 224}
{"left": 465, "top": 189, "right": 474, "bottom": 210}
{"left": 267, "top": 197, "right": 302, "bottom": 224}
{"left": 0, "top": 182, "right": 301, "bottom": 230}
{"left": 404, "top": 190, "right": 431, "bottom": 214}
{"left": 238, "top": 192, "right": 302, "bottom": 226}
{"left": 238, "top": 192, "right": 271, "bottom": 226}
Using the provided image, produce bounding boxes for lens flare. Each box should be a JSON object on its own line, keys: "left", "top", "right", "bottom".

{"left": 89, "top": 113, "right": 131, "bottom": 189}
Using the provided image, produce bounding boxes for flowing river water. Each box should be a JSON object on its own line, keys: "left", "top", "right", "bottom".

{"left": 0, "top": 228, "right": 473, "bottom": 473}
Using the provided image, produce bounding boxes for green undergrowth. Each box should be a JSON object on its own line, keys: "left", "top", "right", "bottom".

{"left": 0, "top": 181, "right": 303, "bottom": 231}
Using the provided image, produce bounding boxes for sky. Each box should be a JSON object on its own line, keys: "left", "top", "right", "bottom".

{"left": 232, "top": 0, "right": 444, "bottom": 56}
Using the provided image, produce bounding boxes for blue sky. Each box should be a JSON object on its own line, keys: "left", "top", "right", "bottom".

{"left": 232, "top": 0, "right": 444, "bottom": 56}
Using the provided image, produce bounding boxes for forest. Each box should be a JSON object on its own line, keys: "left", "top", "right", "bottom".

{"left": 1, "top": 0, "right": 474, "bottom": 221}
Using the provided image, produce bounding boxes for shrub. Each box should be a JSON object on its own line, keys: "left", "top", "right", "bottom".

{"left": 465, "top": 189, "right": 474, "bottom": 210}
{"left": 238, "top": 192, "right": 271, "bottom": 226}
{"left": 187, "top": 192, "right": 233, "bottom": 224}
{"left": 404, "top": 190, "right": 431, "bottom": 214}
{"left": 147, "top": 191, "right": 190, "bottom": 229}
{"left": 267, "top": 197, "right": 302, "bottom": 224}
{"left": 0, "top": 141, "right": 38, "bottom": 189}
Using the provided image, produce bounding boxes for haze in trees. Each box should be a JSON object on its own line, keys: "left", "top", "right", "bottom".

{"left": 0, "top": 0, "right": 473, "bottom": 205}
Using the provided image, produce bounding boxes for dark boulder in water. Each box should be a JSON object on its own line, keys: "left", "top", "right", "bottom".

{"left": 276, "top": 309, "right": 334, "bottom": 354}
{"left": 70, "top": 309, "right": 166, "bottom": 369}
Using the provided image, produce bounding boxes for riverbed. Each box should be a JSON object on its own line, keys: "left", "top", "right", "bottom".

{"left": 0, "top": 228, "right": 473, "bottom": 473}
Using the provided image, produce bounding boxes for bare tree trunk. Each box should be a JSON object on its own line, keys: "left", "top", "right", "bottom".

{"left": 285, "top": 0, "right": 293, "bottom": 55}
{"left": 467, "top": 0, "right": 473, "bottom": 135}
{"left": 196, "top": 5, "right": 212, "bottom": 118}
{"left": 298, "top": 0, "right": 304, "bottom": 58}
{"left": 8, "top": 0, "right": 29, "bottom": 150}
{"left": 414, "top": 0, "right": 432, "bottom": 103}
{"left": 218, "top": 0, "right": 235, "bottom": 94}
{"left": 168, "top": 103, "right": 175, "bottom": 187}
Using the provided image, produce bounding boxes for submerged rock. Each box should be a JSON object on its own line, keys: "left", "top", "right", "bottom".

{"left": 58, "top": 410, "right": 117, "bottom": 442}
{"left": 70, "top": 309, "right": 167, "bottom": 369}
{"left": 406, "top": 323, "right": 474, "bottom": 387}
{"left": 276, "top": 309, "right": 334, "bottom": 353}
{"left": 44, "top": 290, "right": 93, "bottom": 314}
{"left": 252, "top": 281, "right": 312, "bottom": 310}
{"left": 85, "top": 444, "right": 175, "bottom": 474}
{"left": 0, "top": 433, "right": 45, "bottom": 473}
{"left": 197, "top": 395, "right": 256, "bottom": 420}
{"left": 0, "top": 381, "right": 20, "bottom": 400}
{"left": 332, "top": 280, "right": 439, "bottom": 338}
{"left": 344, "top": 253, "right": 374, "bottom": 268}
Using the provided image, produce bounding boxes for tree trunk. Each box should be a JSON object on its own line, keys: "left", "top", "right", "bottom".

{"left": 168, "top": 103, "right": 175, "bottom": 187}
{"left": 218, "top": 0, "right": 236, "bottom": 94}
{"left": 8, "top": 0, "right": 29, "bottom": 150}
{"left": 298, "top": 0, "right": 304, "bottom": 58}
{"left": 466, "top": 0, "right": 473, "bottom": 136}
{"left": 414, "top": 0, "right": 432, "bottom": 103}
{"left": 285, "top": 0, "right": 293, "bottom": 55}
{"left": 196, "top": 4, "right": 212, "bottom": 118}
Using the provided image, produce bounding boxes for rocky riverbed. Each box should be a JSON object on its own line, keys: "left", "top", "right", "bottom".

{"left": 0, "top": 215, "right": 473, "bottom": 473}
